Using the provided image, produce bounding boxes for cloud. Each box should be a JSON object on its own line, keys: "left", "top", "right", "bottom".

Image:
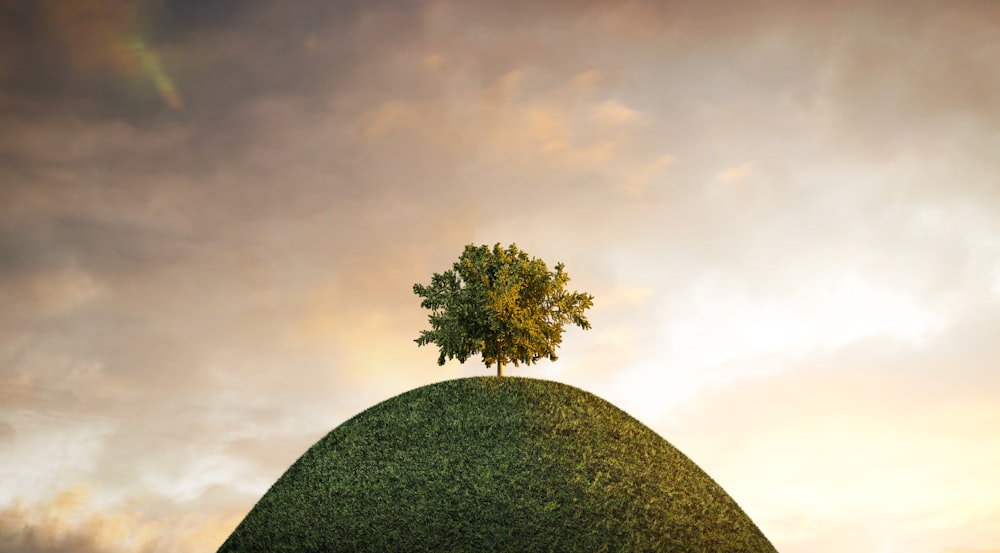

{"left": 361, "top": 100, "right": 422, "bottom": 139}
{"left": 801, "top": 3, "right": 1000, "bottom": 168}
{"left": 0, "top": 114, "right": 190, "bottom": 167}
{"left": 600, "top": 284, "right": 653, "bottom": 308}
{"left": 591, "top": 99, "right": 641, "bottom": 126}
{"left": 620, "top": 153, "right": 674, "bottom": 197}
{"left": 6, "top": 267, "right": 103, "bottom": 316}
{"left": 0, "top": 0, "right": 428, "bottom": 122}
{"left": 0, "top": 0, "right": 183, "bottom": 116}
{"left": 0, "top": 422, "right": 13, "bottom": 443}
{"left": 0, "top": 372, "right": 35, "bottom": 407}
{"left": 470, "top": 70, "right": 647, "bottom": 170}
{"left": 0, "top": 412, "right": 114, "bottom": 504}
{"left": 650, "top": 314, "right": 1000, "bottom": 553}
{"left": 0, "top": 486, "right": 244, "bottom": 553}
{"left": 715, "top": 162, "right": 754, "bottom": 183}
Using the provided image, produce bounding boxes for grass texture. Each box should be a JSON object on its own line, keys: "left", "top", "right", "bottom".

{"left": 218, "top": 377, "right": 777, "bottom": 552}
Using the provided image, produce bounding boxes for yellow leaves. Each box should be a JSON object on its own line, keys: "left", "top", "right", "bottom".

{"left": 414, "top": 243, "right": 593, "bottom": 373}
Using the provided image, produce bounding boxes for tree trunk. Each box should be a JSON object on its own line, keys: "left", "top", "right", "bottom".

{"left": 496, "top": 337, "right": 504, "bottom": 377}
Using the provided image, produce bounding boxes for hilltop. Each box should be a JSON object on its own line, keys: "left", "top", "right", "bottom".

{"left": 219, "top": 377, "right": 777, "bottom": 552}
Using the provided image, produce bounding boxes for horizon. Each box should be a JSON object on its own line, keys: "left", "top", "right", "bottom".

{"left": 2, "top": 1, "right": 999, "bottom": 552}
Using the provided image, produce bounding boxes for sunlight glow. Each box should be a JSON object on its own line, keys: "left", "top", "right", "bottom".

{"left": 662, "top": 269, "right": 946, "bottom": 373}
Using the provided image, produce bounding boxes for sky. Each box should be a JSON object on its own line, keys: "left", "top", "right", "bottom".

{"left": 1, "top": 0, "right": 999, "bottom": 551}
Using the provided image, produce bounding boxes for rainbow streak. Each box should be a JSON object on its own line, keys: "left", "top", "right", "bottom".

{"left": 128, "top": 37, "right": 184, "bottom": 110}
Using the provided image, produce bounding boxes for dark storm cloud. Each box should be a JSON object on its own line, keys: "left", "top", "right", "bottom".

{"left": 0, "top": 6, "right": 459, "bottom": 429}
{"left": 0, "top": 2, "right": 68, "bottom": 109}
{"left": 0, "top": 0, "right": 424, "bottom": 122}
{"left": 0, "top": 0, "right": 442, "bottom": 324}
{"left": 4, "top": 0, "right": 995, "bottom": 126}
{"left": 0, "top": 0, "right": 153, "bottom": 119}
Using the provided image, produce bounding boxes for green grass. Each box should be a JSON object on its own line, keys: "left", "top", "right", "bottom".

{"left": 218, "top": 377, "right": 777, "bottom": 552}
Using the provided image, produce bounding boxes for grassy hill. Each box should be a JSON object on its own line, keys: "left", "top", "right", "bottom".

{"left": 218, "top": 377, "right": 777, "bottom": 552}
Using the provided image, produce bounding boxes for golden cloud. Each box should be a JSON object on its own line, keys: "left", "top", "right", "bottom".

{"left": 0, "top": 485, "right": 244, "bottom": 553}
{"left": 621, "top": 153, "right": 675, "bottom": 197}
{"left": 361, "top": 100, "right": 422, "bottom": 139}
{"left": 591, "top": 99, "right": 641, "bottom": 126}
{"left": 715, "top": 162, "right": 755, "bottom": 183}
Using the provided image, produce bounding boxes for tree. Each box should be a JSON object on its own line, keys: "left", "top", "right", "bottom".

{"left": 414, "top": 243, "right": 594, "bottom": 376}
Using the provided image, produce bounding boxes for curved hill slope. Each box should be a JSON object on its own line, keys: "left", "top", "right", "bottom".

{"left": 219, "top": 377, "right": 777, "bottom": 552}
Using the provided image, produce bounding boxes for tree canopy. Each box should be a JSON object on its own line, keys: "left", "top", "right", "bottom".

{"left": 414, "top": 243, "right": 593, "bottom": 376}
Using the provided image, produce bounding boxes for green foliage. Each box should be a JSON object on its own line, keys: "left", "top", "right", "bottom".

{"left": 414, "top": 243, "right": 594, "bottom": 375}
{"left": 218, "top": 378, "right": 778, "bottom": 553}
